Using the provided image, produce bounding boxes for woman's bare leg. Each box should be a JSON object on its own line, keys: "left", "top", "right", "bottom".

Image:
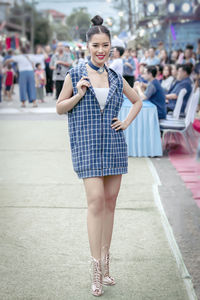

{"left": 83, "top": 177, "right": 105, "bottom": 260}
{"left": 101, "top": 175, "right": 122, "bottom": 256}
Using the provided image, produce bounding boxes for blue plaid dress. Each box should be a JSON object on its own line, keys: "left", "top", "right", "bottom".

{"left": 67, "top": 63, "right": 128, "bottom": 179}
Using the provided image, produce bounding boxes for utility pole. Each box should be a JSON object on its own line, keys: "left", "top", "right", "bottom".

{"left": 127, "top": 0, "right": 134, "bottom": 34}
{"left": 30, "top": 0, "right": 34, "bottom": 52}
{"left": 22, "top": 0, "right": 26, "bottom": 37}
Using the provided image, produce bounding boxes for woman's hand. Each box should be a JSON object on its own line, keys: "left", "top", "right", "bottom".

{"left": 76, "top": 76, "right": 90, "bottom": 98}
{"left": 111, "top": 118, "right": 128, "bottom": 131}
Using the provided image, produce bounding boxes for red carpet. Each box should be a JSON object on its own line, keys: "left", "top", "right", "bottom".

{"left": 168, "top": 139, "right": 200, "bottom": 208}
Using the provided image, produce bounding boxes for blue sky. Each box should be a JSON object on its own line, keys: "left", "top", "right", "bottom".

{"left": 36, "top": 0, "right": 117, "bottom": 23}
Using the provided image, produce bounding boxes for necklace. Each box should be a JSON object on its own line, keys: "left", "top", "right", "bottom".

{"left": 88, "top": 59, "right": 105, "bottom": 74}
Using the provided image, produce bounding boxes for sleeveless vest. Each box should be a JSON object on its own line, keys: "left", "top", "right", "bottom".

{"left": 67, "top": 63, "right": 128, "bottom": 179}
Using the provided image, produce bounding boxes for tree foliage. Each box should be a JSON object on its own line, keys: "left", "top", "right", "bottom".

{"left": 52, "top": 24, "right": 72, "bottom": 41}
{"left": 7, "top": 2, "right": 52, "bottom": 46}
{"left": 66, "top": 8, "right": 91, "bottom": 41}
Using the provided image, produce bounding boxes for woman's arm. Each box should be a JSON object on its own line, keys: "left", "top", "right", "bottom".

{"left": 122, "top": 78, "right": 142, "bottom": 127}
{"left": 4, "top": 58, "right": 14, "bottom": 66}
{"left": 111, "top": 78, "right": 142, "bottom": 131}
{"left": 56, "top": 74, "right": 90, "bottom": 115}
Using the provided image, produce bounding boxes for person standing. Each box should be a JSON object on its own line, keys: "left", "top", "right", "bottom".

{"left": 56, "top": 15, "right": 142, "bottom": 297}
{"left": 123, "top": 48, "right": 136, "bottom": 87}
{"left": 109, "top": 46, "right": 124, "bottom": 75}
{"left": 50, "top": 42, "right": 72, "bottom": 99}
{"left": 44, "top": 45, "right": 53, "bottom": 96}
{"left": 4, "top": 47, "right": 38, "bottom": 108}
{"left": 35, "top": 63, "right": 46, "bottom": 103}
{"left": 4, "top": 63, "right": 14, "bottom": 100}
{"left": 0, "top": 52, "right": 3, "bottom": 103}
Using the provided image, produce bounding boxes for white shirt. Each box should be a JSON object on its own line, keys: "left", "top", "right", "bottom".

{"left": 93, "top": 88, "right": 109, "bottom": 111}
{"left": 161, "top": 76, "right": 174, "bottom": 92}
{"left": 34, "top": 54, "right": 45, "bottom": 70}
{"left": 11, "top": 54, "right": 45, "bottom": 72}
{"left": 109, "top": 58, "right": 123, "bottom": 75}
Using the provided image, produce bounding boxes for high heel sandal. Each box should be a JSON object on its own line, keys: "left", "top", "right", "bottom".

{"left": 89, "top": 256, "right": 104, "bottom": 297}
{"left": 101, "top": 248, "right": 116, "bottom": 286}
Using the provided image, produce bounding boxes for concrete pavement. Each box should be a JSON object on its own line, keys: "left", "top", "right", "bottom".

{"left": 0, "top": 119, "right": 197, "bottom": 300}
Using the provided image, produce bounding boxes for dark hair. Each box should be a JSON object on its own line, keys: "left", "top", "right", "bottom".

{"left": 186, "top": 44, "right": 194, "bottom": 50}
{"left": 179, "top": 63, "right": 192, "bottom": 75}
{"left": 7, "top": 49, "right": 13, "bottom": 55}
{"left": 21, "top": 47, "right": 27, "bottom": 54}
{"left": 80, "top": 51, "right": 85, "bottom": 58}
{"left": 35, "top": 63, "right": 41, "bottom": 68}
{"left": 156, "top": 64, "right": 163, "bottom": 74}
{"left": 115, "top": 46, "right": 125, "bottom": 57}
{"left": 86, "top": 15, "right": 111, "bottom": 42}
{"left": 146, "top": 65, "right": 157, "bottom": 77}
{"left": 172, "top": 63, "right": 182, "bottom": 70}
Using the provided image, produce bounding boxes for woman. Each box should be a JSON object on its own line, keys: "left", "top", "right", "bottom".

{"left": 161, "top": 65, "right": 174, "bottom": 93}
{"left": 170, "top": 50, "right": 179, "bottom": 64}
{"left": 159, "top": 49, "right": 169, "bottom": 66}
{"left": 56, "top": 15, "right": 142, "bottom": 297}
{"left": 4, "top": 47, "right": 38, "bottom": 108}
{"left": 156, "top": 64, "right": 163, "bottom": 82}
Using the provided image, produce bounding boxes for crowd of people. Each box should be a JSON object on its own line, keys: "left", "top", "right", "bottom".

{"left": 108, "top": 41, "right": 200, "bottom": 120}
{"left": 0, "top": 39, "right": 200, "bottom": 119}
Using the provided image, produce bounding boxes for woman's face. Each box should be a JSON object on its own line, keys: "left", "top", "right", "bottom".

{"left": 171, "top": 51, "right": 178, "bottom": 60}
{"left": 160, "top": 49, "right": 167, "bottom": 60}
{"left": 163, "top": 66, "right": 169, "bottom": 77}
{"left": 171, "top": 65, "right": 177, "bottom": 77}
{"left": 87, "top": 33, "right": 111, "bottom": 66}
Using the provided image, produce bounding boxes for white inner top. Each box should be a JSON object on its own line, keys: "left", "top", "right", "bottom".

{"left": 93, "top": 88, "right": 109, "bottom": 111}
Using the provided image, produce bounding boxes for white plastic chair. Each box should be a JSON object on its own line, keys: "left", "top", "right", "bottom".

{"left": 166, "top": 88, "right": 187, "bottom": 120}
{"left": 184, "top": 84, "right": 195, "bottom": 116}
{"left": 160, "top": 87, "right": 200, "bottom": 153}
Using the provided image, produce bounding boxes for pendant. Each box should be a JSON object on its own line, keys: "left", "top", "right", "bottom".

{"left": 97, "top": 67, "right": 105, "bottom": 74}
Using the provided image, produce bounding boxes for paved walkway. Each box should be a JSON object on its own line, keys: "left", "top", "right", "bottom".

{"left": 0, "top": 119, "right": 197, "bottom": 299}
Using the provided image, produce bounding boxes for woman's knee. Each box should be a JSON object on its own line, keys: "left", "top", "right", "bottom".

{"left": 87, "top": 193, "right": 105, "bottom": 216}
{"left": 105, "top": 192, "right": 117, "bottom": 212}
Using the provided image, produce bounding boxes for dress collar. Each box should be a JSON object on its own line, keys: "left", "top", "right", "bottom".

{"left": 81, "top": 62, "right": 119, "bottom": 108}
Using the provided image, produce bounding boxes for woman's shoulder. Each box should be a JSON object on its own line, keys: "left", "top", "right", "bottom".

{"left": 108, "top": 66, "right": 123, "bottom": 84}
{"left": 67, "top": 63, "right": 85, "bottom": 83}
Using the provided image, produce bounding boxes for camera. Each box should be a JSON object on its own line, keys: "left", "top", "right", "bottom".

{"left": 56, "top": 64, "right": 61, "bottom": 75}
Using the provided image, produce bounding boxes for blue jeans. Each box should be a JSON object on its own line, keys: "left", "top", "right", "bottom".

{"left": 19, "top": 70, "right": 36, "bottom": 102}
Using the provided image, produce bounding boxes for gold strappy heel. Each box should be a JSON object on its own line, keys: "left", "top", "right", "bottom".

{"left": 89, "top": 256, "right": 104, "bottom": 297}
{"left": 101, "top": 246, "right": 116, "bottom": 286}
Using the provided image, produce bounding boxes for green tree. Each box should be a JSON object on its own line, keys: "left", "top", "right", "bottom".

{"left": 66, "top": 8, "right": 91, "bottom": 41}
{"left": 34, "top": 15, "right": 53, "bottom": 45}
{"left": 52, "top": 24, "right": 72, "bottom": 41}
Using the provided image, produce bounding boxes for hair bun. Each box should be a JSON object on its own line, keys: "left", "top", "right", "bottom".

{"left": 91, "top": 15, "right": 103, "bottom": 26}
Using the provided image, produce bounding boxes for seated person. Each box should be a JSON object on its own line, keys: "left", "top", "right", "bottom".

{"left": 134, "top": 65, "right": 166, "bottom": 119}
{"left": 161, "top": 64, "right": 174, "bottom": 93}
{"left": 156, "top": 64, "right": 163, "bottom": 82}
{"left": 167, "top": 64, "right": 181, "bottom": 93}
{"left": 136, "top": 62, "right": 148, "bottom": 84}
{"left": 165, "top": 64, "right": 192, "bottom": 113}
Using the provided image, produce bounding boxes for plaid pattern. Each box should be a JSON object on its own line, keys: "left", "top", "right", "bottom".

{"left": 67, "top": 63, "right": 128, "bottom": 179}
